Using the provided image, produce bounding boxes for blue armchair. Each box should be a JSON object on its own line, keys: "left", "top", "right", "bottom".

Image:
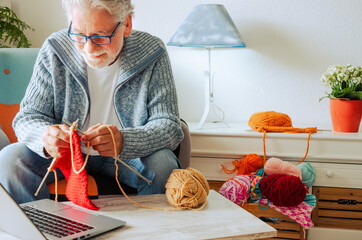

{"left": 0, "top": 48, "right": 40, "bottom": 144}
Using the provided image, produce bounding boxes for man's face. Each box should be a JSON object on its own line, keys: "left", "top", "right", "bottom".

{"left": 70, "top": 7, "right": 132, "bottom": 69}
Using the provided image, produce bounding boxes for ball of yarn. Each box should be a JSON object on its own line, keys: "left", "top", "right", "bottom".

{"left": 249, "top": 174, "right": 263, "bottom": 201}
{"left": 251, "top": 174, "right": 263, "bottom": 190}
{"left": 259, "top": 174, "right": 307, "bottom": 207}
{"left": 264, "top": 157, "right": 302, "bottom": 180}
{"left": 236, "top": 154, "right": 263, "bottom": 175}
{"left": 304, "top": 194, "right": 317, "bottom": 208}
{"left": 219, "top": 175, "right": 250, "bottom": 205}
{"left": 297, "top": 162, "right": 316, "bottom": 187}
{"left": 165, "top": 168, "right": 209, "bottom": 209}
{"left": 255, "top": 168, "right": 265, "bottom": 177}
{"left": 248, "top": 111, "right": 292, "bottom": 130}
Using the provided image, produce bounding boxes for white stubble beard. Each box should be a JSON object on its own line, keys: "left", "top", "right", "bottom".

{"left": 79, "top": 44, "right": 123, "bottom": 69}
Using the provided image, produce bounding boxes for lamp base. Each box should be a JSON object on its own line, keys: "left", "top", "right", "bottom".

{"left": 196, "top": 47, "right": 230, "bottom": 129}
{"left": 196, "top": 101, "right": 230, "bottom": 129}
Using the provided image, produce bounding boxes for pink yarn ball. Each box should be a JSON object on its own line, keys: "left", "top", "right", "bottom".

{"left": 264, "top": 157, "right": 302, "bottom": 180}
{"left": 219, "top": 175, "right": 250, "bottom": 205}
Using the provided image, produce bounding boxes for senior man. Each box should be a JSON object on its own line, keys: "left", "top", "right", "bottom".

{"left": 0, "top": 0, "right": 183, "bottom": 204}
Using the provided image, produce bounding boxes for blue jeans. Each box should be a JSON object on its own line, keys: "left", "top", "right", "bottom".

{"left": 0, "top": 142, "right": 180, "bottom": 204}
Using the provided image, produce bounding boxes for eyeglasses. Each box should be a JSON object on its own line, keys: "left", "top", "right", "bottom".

{"left": 67, "top": 22, "right": 121, "bottom": 45}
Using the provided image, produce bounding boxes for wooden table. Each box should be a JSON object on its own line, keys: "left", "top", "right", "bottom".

{"left": 0, "top": 190, "right": 276, "bottom": 240}
{"left": 89, "top": 190, "right": 276, "bottom": 240}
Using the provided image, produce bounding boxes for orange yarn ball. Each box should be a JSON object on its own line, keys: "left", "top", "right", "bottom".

{"left": 236, "top": 154, "right": 263, "bottom": 175}
{"left": 221, "top": 154, "right": 263, "bottom": 176}
{"left": 248, "top": 111, "right": 292, "bottom": 130}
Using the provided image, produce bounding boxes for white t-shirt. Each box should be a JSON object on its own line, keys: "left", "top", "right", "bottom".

{"left": 80, "top": 58, "right": 122, "bottom": 155}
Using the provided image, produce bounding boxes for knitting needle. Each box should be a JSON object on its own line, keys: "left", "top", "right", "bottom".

{"left": 63, "top": 119, "right": 152, "bottom": 185}
{"left": 34, "top": 157, "right": 58, "bottom": 196}
{"left": 35, "top": 120, "right": 82, "bottom": 196}
{"left": 34, "top": 121, "right": 80, "bottom": 196}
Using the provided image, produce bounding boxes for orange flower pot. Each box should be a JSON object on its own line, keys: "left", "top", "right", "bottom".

{"left": 330, "top": 99, "right": 362, "bottom": 132}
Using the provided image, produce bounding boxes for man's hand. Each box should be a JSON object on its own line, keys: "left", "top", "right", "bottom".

{"left": 42, "top": 124, "right": 70, "bottom": 158}
{"left": 81, "top": 123, "right": 123, "bottom": 157}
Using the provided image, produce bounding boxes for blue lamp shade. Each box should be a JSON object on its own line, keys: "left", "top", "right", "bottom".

{"left": 167, "top": 4, "right": 245, "bottom": 48}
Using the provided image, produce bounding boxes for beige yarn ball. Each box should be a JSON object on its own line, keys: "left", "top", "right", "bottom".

{"left": 165, "top": 168, "right": 210, "bottom": 210}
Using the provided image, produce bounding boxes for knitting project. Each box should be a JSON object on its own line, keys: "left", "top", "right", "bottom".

{"left": 53, "top": 129, "right": 99, "bottom": 210}
{"left": 260, "top": 198, "right": 314, "bottom": 229}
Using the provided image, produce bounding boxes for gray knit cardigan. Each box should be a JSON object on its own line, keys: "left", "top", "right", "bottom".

{"left": 13, "top": 29, "right": 183, "bottom": 160}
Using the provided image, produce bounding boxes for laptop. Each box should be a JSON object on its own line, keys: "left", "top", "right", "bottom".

{"left": 0, "top": 183, "right": 126, "bottom": 240}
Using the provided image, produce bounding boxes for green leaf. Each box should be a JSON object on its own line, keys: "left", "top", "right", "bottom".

{"left": 0, "top": 6, "right": 34, "bottom": 48}
{"left": 345, "top": 91, "right": 362, "bottom": 100}
{"left": 356, "top": 84, "right": 362, "bottom": 92}
{"left": 331, "top": 87, "right": 354, "bottom": 99}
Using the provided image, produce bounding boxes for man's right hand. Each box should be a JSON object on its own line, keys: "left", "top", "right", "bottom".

{"left": 42, "top": 124, "right": 71, "bottom": 158}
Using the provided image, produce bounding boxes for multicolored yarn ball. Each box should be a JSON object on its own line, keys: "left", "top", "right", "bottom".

{"left": 251, "top": 174, "right": 263, "bottom": 192}
{"left": 255, "top": 168, "right": 265, "bottom": 177}
{"left": 219, "top": 175, "right": 250, "bottom": 205}
{"left": 297, "top": 162, "right": 316, "bottom": 187}
{"left": 249, "top": 174, "right": 263, "bottom": 202}
{"left": 259, "top": 174, "right": 307, "bottom": 207}
{"left": 264, "top": 157, "right": 302, "bottom": 180}
{"left": 304, "top": 194, "right": 317, "bottom": 208}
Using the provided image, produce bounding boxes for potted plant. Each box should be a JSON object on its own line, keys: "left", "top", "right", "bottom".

{"left": 0, "top": 6, "right": 34, "bottom": 48}
{"left": 320, "top": 65, "right": 362, "bottom": 132}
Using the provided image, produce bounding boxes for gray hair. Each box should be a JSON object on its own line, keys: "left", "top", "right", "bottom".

{"left": 62, "top": 0, "right": 134, "bottom": 23}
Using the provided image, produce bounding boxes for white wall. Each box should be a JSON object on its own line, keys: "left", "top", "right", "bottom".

{"left": 9, "top": 0, "right": 362, "bottom": 129}
{"left": 9, "top": 0, "right": 67, "bottom": 46}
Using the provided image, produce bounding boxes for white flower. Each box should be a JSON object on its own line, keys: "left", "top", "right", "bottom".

{"left": 338, "top": 73, "right": 345, "bottom": 81}
{"left": 320, "top": 64, "right": 362, "bottom": 100}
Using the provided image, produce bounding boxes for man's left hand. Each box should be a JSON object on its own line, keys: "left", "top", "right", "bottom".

{"left": 81, "top": 123, "right": 123, "bottom": 157}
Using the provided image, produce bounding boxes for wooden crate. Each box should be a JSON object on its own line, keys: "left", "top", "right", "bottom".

{"left": 245, "top": 204, "right": 306, "bottom": 240}
{"left": 208, "top": 181, "right": 306, "bottom": 240}
{"left": 312, "top": 186, "right": 362, "bottom": 230}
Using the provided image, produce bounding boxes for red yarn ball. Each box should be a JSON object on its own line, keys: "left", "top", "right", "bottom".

{"left": 259, "top": 174, "right": 307, "bottom": 207}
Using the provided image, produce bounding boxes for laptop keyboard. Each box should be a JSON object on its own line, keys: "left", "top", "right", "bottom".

{"left": 21, "top": 205, "right": 94, "bottom": 238}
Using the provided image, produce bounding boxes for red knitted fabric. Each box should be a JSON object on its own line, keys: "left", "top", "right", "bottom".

{"left": 53, "top": 129, "right": 99, "bottom": 210}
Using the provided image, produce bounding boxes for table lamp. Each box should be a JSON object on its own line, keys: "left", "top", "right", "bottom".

{"left": 167, "top": 4, "right": 245, "bottom": 129}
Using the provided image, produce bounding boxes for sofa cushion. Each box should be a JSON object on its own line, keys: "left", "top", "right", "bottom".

{"left": 0, "top": 103, "right": 20, "bottom": 143}
{"left": 0, "top": 125, "right": 10, "bottom": 150}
